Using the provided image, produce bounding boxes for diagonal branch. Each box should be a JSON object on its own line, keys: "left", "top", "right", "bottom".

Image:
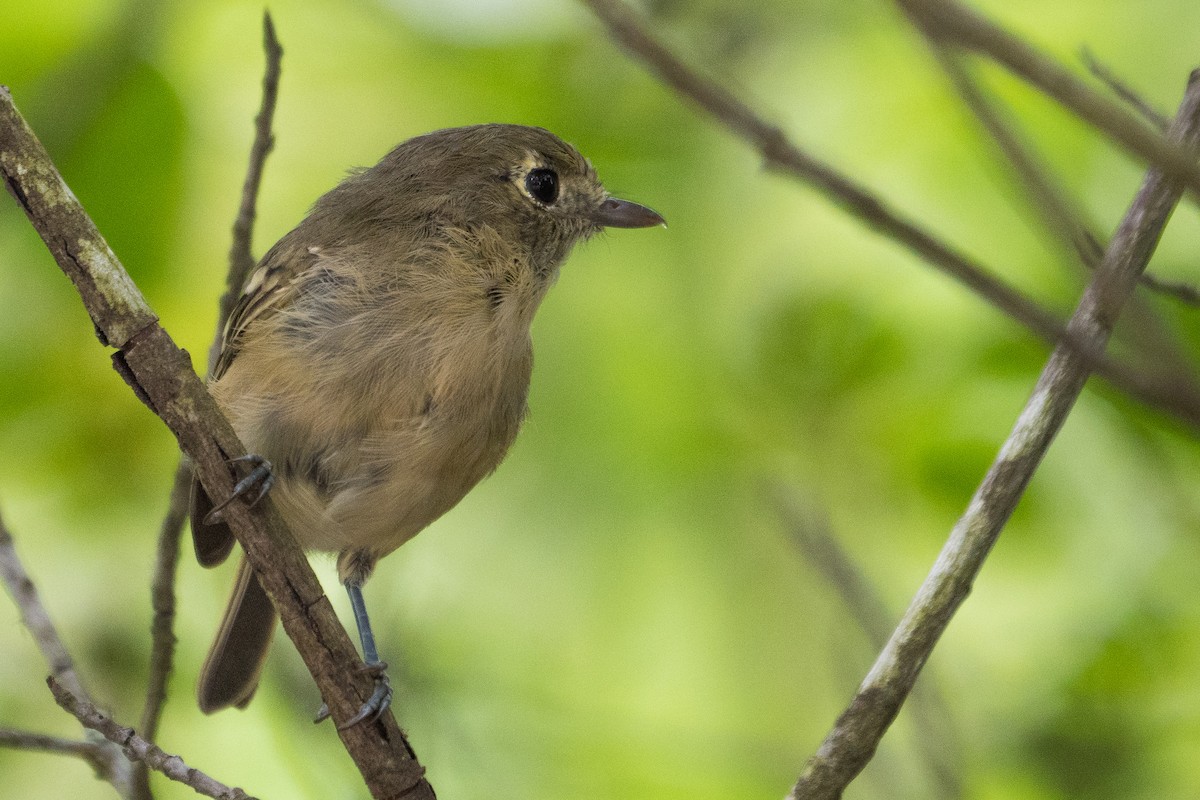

{"left": 788, "top": 69, "right": 1200, "bottom": 800}
{"left": 0, "top": 87, "right": 434, "bottom": 799}
{"left": 1081, "top": 48, "right": 1170, "bottom": 133}
{"left": 134, "top": 459, "right": 190, "bottom": 800}
{"left": 580, "top": 0, "right": 1200, "bottom": 430}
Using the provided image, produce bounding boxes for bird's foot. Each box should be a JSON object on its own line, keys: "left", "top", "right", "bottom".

{"left": 313, "top": 660, "right": 392, "bottom": 729}
{"left": 203, "top": 454, "right": 274, "bottom": 524}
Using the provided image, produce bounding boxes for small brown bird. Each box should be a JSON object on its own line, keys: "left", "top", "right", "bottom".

{"left": 191, "top": 123, "right": 663, "bottom": 723}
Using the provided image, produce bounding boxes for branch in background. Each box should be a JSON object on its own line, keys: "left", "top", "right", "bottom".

{"left": 0, "top": 87, "right": 434, "bottom": 799}
{"left": 789, "top": 71, "right": 1200, "bottom": 800}
{"left": 0, "top": 509, "right": 134, "bottom": 796}
{"left": 135, "top": 17, "right": 284, "bottom": 798}
{"left": 894, "top": 0, "right": 1200, "bottom": 196}
{"left": 1080, "top": 47, "right": 1169, "bottom": 132}
{"left": 925, "top": 47, "right": 1200, "bottom": 381}
{"left": 0, "top": 726, "right": 124, "bottom": 785}
{"left": 932, "top": 47, "right": 1099, "bottom": 269}
{"left": 579, "top": 0, "right": 1200, "bottom": 430}
{"left": 930, "top": 20, "right": 1200, "bottom": 310}
{"left": 0, "top": 510, "right": 90, "bottom": 703}
{"left": 212, "top": 10, "right": 282, "bottom": 373}
{"left": 133, "top": 459, "right": 190, "bottom": 800}
{"left": 48, "top": 678, "right": 256, "bottom": 800}
{"left": 1077, "top": 49, "right": 1200, "bottom": 307}
{"left": 769, "top": 489, "right": 961, "bottom": 800}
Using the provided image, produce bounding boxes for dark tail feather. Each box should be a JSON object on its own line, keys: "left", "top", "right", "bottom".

{"left": 190, "top": 476, "right": 237, "bottom": 567}
{"left": 197, "top": 556, "right": 277, "bottom": 713}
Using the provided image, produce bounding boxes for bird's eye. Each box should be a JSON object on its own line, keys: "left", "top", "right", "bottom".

{"left": 524, "top": 168, "right": 559, "bottom": 205}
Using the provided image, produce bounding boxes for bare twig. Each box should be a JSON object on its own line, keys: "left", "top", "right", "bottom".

{"left": 894, "top": 0, "right": 1200, "bottom": 195}
{"left": 0, "top": 509, "right": 135, "bottom": 796}
{"left": 580, "top": 0, "right": 1200, "bottom": 429}
{"left": 132, "top": 459, "right": 190, "bottom": 800}
{"left": 212, "top": 10, "right": 282, "bottom": 374}
{"left": 1136, "top": 269, "right": 1200, "bottom": 305}
{"left": 788, "top": 70, "right": 1200, "bottom": 800}
{"left": 48, "top": 677, "right": 256, "bottom": 800}
{"left": 770, "top": 489, "right": 961, "bottom": 800}
{"left": 0, "top": 726, "right": 123, "bottom": 783}
{"left": 936, "top": 33, "right": 1200, "bottom": 308}
{"left": 0, "top": 86, "right": 434, "bottom": 799}
{"left": 925, "top": 47, "right": 1200, "bottom": 379}
{"left": 932, "top": 46, "right": 1099, "bottom": 268}
{"left": 1081, "top": 47, "right": 1170, "bottom": 132}
{"left": 0, "top": 509, "right": 90, "bottom": 703}
{"left": 771, "top": 491, "right": 893, "bottom": 647}
{"left": 135, "top": 19, "right": 285, "bottom": 796}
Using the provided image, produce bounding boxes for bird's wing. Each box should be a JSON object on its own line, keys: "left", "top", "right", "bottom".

{"left": 213, "top": 242, "right": 315, "bottom": 379}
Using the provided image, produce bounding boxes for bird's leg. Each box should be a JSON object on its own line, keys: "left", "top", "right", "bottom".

{"left": 314, "top": 568, "right": 393, "bottom": 728}
{"left": 339, "top": 578, "right": 393, "bottom": 727}
{"left": 202, "top": 454, "right": 275, "bottom": 524}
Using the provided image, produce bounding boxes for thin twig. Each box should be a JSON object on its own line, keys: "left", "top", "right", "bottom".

{"left": 134, "top": 18, "right": 285, "bottom": 796}
{"left": 0, "top": 509, "right": 135, "bottom": 796}
{"left": 48, "top": 677, "right": 256, "bottom": 800}
{"left": 894, "top": 0, "right": 1200, "bottom": 196}
{"left": 1136, "top": 270, "right": 1200, "bottom": 305}
{"left": 211, "top": 10, "right": 283, "bottom": 375}
{"left": 933, "top": 46, "right": 1099, "bottom": 269}
{"left": 926, "top": 47, "right": 1200, "bottom": 378}
{"left": 131, "top": 460, "right": 190, "bottom": 800}
{"left": 771, "top": 491, "right": 893, "bottom": 647}
{"left": 936, "top": 30, "right": 1200, "bottom": 308}
{"left": 0, "top": 509, "right": 90, "bottom": 703}
{"left": 580, "top": 0, "right": 1200, "bottom": 430}
{"left": 770, "top": 489, "right": 961, "bottom": 800}
{"left": 788, "top": 70, "right": 1200, "bottom": 800}
{"left": 1081, "top": 47, "right": 1170, "bottom": 132}
{"left": 0, "top": 726, "right": 121, "bottom": 783}
{"left": 1073, "top": 54, "right": 1200, "bottom": 307}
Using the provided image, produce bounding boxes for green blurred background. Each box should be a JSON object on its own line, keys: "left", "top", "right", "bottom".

{"left": 4, "top": 1, "right": 1200, "bottom": 798}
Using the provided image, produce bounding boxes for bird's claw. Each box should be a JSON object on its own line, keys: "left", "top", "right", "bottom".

{"left": 203, "top": 454, "right": 274, "bottom": 524}
{"left": 313, "top": 661, "right": 392, "bottom": 729}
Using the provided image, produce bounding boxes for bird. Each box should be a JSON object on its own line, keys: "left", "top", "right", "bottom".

{"left": 190, "top": 123, "right": 663, "bottom": 725}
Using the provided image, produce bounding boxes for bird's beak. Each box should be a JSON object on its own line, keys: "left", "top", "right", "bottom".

{"left": 591, "top": 197, "right": 666, "bottom": 229}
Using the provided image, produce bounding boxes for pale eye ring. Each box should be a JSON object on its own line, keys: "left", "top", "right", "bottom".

{"left": 525, "top": 168, "right": 559, "bottom": 205}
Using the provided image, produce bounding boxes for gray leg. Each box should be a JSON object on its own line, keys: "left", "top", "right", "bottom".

{"left": 314, "top": 579, "right": 393, "bottom": 728}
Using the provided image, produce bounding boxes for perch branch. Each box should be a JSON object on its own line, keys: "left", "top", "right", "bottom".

{"left": 0, "top": 86, "right": 434, "bottom": 799}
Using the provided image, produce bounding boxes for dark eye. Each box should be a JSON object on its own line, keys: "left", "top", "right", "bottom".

{"left": 525, "top": 168, "right": 559, "bottom": 205}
